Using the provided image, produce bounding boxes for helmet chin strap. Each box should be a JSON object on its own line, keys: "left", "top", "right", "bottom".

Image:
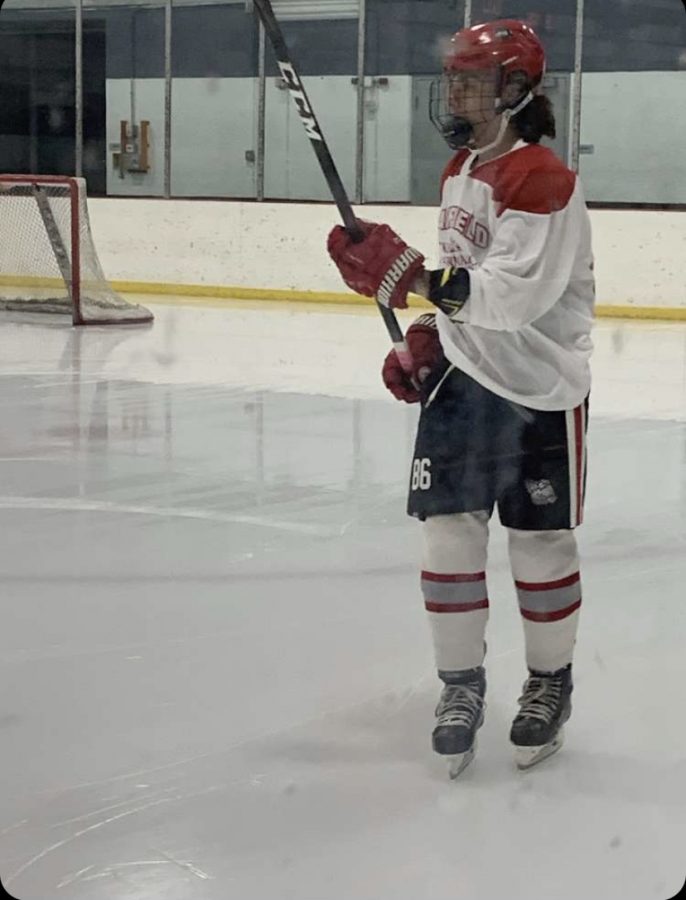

{"left": 469, "top": 89, "right": 534, "bottom": 156}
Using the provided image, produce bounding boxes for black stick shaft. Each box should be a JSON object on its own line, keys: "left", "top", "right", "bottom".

{"left": 252, "top": 0, "right": 408, "bottom": 349}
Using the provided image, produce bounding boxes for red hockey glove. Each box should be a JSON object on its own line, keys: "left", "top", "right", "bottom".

{"left": 327, "top": 221, "right": 425, "bottom": 309}
{"left": 382, "top": 314, "right": 443, "bottom": 403}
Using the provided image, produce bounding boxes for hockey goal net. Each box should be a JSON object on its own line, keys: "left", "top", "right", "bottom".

{"left": 0, "top": 174, "right": 153, "bottom": 325}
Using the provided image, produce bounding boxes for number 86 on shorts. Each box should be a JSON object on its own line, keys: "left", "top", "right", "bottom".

{"left": 411, "top": 458, "right": 432, "bottom": 491}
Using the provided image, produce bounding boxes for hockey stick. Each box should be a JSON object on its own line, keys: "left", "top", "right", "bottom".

{"left": 251, "top": 0, "right": 412, "bottom": 371}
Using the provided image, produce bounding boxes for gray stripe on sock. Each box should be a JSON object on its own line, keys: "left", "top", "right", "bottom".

{"left": 422, "top": 578, "right": 488, "bottom": 606}
{"left": 516, "top": 582, "right": 581, "bottom": 614}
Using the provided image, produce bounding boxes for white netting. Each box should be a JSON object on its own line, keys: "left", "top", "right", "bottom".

{"left": 0, "top": 176, "right": 152, "bottom": 325}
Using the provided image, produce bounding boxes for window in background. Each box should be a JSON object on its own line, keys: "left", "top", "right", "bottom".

{"left": 583, "top": 0, "right": 686, "bottom": 72}
{"left": 0, "top": 5, "right": 77, "bottom": 180}
{"left": 366, "top": 0, "right": 466, "bottom": 77}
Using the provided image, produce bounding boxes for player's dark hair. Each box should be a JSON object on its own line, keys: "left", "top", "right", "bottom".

{"left": 511, "top": 94, "right": 556, "bottom": 143}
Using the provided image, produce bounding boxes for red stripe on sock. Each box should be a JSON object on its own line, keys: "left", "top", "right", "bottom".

{"left": 425, "top": 599, "right": 489, "bottom": 613}
{"left": 421, "top": 571, "right": 486, "bottom": 583}
{"left": 515, "top": 572, "right": 580, "bottom": 592}
{"left": 520, "top": 599, "right": 582, "bottom": 622}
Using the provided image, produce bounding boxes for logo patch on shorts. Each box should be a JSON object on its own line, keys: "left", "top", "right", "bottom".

{"left": 525, "top": 479, "right": 557, "bottom": 506}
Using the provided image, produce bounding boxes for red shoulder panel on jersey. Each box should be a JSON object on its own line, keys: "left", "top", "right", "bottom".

{"left": 472, "top": 144, "right": 576, "bottom": 217}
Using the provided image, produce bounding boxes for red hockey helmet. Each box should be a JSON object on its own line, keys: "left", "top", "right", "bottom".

{"left": 430, "top": 19, "right": 546, "bottom": 150}
{"left": 444, "top": 19, "right": 546, "bottom": 88}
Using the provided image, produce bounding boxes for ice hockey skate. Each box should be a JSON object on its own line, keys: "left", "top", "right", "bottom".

{"left": 510, "top": 664, "right": 573, "bottom": 770}
{"left": 432, "top": 666, "right": 486, "bottom": 779}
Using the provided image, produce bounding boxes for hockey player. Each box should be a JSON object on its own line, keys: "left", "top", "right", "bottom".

{"left": 327, "top": 20, "right": 594, "bottom": 777}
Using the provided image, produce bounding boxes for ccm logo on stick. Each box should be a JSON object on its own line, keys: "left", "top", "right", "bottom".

{"left": 277, "top": 62, "right": 323, "bottom": 142}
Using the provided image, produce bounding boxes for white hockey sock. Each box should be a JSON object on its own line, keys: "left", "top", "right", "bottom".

{"left": 508, "top": 528, "right": 582, "bottom": 672}
{"left": 422, "top": 512, "right": 490, "bottom": 674}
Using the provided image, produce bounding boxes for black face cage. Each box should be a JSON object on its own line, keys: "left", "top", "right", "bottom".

{"left": 429, "top": 69, "right": 531, "bottom": 151}
{"left": 429, "top": 75, "right": 471, "bottom": 150}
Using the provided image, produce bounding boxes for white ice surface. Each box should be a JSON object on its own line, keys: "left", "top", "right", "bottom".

{"left": 0, "top": 301, "right": 684, "bottom": 900}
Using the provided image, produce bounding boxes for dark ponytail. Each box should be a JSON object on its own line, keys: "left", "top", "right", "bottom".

{"left": 511, "top": 94, "right": 556, "bottom": 143}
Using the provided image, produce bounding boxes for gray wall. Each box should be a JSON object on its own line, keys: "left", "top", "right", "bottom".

{"left": 579, "top": 71, "right": 686, "bottom": 204}
{"left": 106, "top": 74, "right": 413, "bottom": 201}
{"left": 105, "top": 68, "right": 686, "bottom": 204}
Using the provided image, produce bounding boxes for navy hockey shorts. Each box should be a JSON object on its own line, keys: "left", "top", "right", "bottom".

{"left": 407, "top": 362, "right": 588, "bottom": 530}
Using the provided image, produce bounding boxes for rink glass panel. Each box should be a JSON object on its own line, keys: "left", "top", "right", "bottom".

{"left": 0, "top": 0, "right": 684, "bottom": 204}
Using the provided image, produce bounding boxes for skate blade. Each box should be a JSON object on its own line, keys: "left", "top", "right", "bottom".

{"left": 446, "top": 745, "right": 476, "bottom": 780}
{"left": 514, "top": 727, "right": 565, "bottom": 770}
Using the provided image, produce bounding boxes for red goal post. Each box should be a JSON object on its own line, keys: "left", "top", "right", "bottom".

{"left": 0, "top": 174, "right": 153, "bottom": 326}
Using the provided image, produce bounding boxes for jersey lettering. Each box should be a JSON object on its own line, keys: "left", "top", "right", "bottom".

{"left": 438, "top": 204, "right": 490, "bottom": 248}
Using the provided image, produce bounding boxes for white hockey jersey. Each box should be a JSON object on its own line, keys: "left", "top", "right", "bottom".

{"left": 435, "top": 139, "right": 595, "bottom": 411}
